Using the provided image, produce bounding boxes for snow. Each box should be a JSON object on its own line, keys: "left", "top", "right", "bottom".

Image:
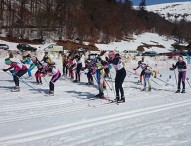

{"left": 95, "top": 32, "right": 176, "bottom": 53}
{"left": 1, "top": 32, "right": 179, "bottom": 54}
{"left": 146, "top": 2, "right": 191, "bottom": 22}
{"left": 0, "top": 32, "right": 191, "bottom": 145}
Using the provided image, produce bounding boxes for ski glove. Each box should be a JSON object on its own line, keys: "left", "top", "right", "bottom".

{"left": 169, "top": 67, "right": 174, "bottom": 70}
{"left": 172, "top": 64, "right": 175, "bottom": 69}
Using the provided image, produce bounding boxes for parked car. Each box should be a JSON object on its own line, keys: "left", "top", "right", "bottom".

{"left": 0, "top": 44, "right": 9, "bottom": 50}
{"left": 44, "top": 44, "right": 63, "bottom": 52}
{"left": 141, "top": 51, "right": 159, "bottom": 57}
{"left": 17, "top": 44, "right": 37, "bottom": 52}
{"left": 160, "top": 52, "right": 180, "bottom": 57}
{"left": 76, "top": 47, "right": 87, "bottom": 53}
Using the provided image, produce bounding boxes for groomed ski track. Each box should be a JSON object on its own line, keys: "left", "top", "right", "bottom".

{"left": 0, "top": 67, "right": 191, "bottom": 146}
{"left": 1, "top": 98, "right": 191, "bottom": 145}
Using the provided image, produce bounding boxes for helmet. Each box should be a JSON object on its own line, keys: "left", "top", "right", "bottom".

{"left": 108, "top": 51, "right": 115, "bottom": 59}
{"left": 178, "top": 56, "right": 183, "bottom": 62}
{"left": 5, "top": 58, "right": 12, "bottom": 65}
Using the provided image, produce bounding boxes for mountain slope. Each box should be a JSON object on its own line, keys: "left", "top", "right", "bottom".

{"left": 146, "top": 2, "right": 191, "bottom": 22}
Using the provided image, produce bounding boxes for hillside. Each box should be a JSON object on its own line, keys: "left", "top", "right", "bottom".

{"left": 146, "top": 2, "right": 191, "bottom": 22}
{"left": 1, "top": 0, "right": 190, "bottom": 43}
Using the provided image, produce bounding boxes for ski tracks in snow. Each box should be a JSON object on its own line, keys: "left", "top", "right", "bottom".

{"left": 1, "top": 98, "right": 191, "bottom": 145}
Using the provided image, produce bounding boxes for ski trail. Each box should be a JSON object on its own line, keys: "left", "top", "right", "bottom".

{"left": 1, "top": 99, "right": 191, "bottom": 144}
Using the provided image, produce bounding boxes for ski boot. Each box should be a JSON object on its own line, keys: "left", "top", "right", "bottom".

{"left": 137, "top": 80, "right": 142, "bottom": 85}
{"left": 114, "top": 96, "right": 120, "bottom": 103}
{"left": 73, "top": 80, "right": 78, "bottom": 83}
{"left": 181, "top": 89, "right": 185, "bottom": 93}
{"left": 175, "top": 89, "right": 180, "bottom": 93}
{"left": 95, "top": 92, "right": 104, "bottom": 98}
{"left": 25, "top": 76, "right": 33, "bottom": 80}
{"left": 11, "top": 86, "right": 20, "bottom": 92}
{"left": 48, "top": 90, "right": 54, "bottom": 96}
{"left": 89, "top": 82, "right": 94, "bottom": 85}
{"left": 142, "top": 88, "right": 146, "bottom": 91}
{"left": 120, "top": 96, "right": 125, "bottom": 103}
{"left": 148, "top": 87, "right": 151, "bottom": 92}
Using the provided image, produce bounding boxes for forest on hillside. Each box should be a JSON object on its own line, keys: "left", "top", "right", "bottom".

{"left": 0, "top": 0, "right": 190, "bottom": 43}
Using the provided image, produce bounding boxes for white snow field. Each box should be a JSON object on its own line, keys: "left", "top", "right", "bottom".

{"left": 146, "top": 2, "right": 191, "bottom": 22}
{"left": 0, "top": 52, "right": 191, "bottom": 146}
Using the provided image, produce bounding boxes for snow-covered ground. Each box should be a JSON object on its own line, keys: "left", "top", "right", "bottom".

{"left": 0, "top": 53, "right": 191, "bottom": 145}
{"left": 0, "top": 32, "right": 191, "bottom": 145}
{"left": 146, "top": 2, "right": 191, "bottom": 22}
{"left": 0, "top": 32, "right": 181, "bottom": 53}
{"left": 96, "top": 32, "right": 176, "bottom": 53}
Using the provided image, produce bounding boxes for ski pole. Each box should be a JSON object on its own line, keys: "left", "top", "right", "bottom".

{"left": 4, "top": 71, "right": 42, "bottom": 93}
{"left": 124, "top": 70, "right": 132, "bottom": 76}
{"left": 127, "top": 70, "right": 140, "bottom": 77}
{"left": 109, "top": 72, "right": 116, "bottom": 97}
{"left": 42, "top": 76, "right": 49, "bottom": 85}
{"left": 101, "top": 75, "right": 112, "bottom": 90}
{"left": 173, "top": 69, "right": 178, "bottom": 86}
{"left": 126, "top": 70, "right": 135, "bottom": 75}
{"left": 151, "top": 79, "right": 161, "bottom": 86}
{"left": 155, "top": 77, "right": 174, "bottom": 87}
{"left": 186, "top": 78, "right": 191, "bottom": 88}
{"left": 92, "top": 74, "right": 98, "bottom": 84}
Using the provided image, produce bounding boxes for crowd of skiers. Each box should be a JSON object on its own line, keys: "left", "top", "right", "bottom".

{"left": 60, "top": 50, "right": 127, "bottom": 102}
{"left": 3, "top": 52, "right": 61, "bottom": 95}
{"left": 2, "top": 49, "right": 188, "bottom": 101}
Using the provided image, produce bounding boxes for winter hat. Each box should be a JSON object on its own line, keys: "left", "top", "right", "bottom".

{"left": 31, "top": 56, "right": 37, "bottom": 62}
{"left": 108, "top": 51, "right": 115, "bottom": 59}
{"left": 43, "top": 63, "right": 48, "bottom": 67}
{"left": 178, "top": 56, "right": 183, "bottom": 62}
{"left": 5, "top": 58, "right": 12, "bottom": 65}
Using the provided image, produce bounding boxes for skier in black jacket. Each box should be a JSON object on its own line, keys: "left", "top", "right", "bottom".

{"left": 108, "top": 51, "right": 126, "bottom": 102}
{"left": 172, "top": 56, "right": 187, "bottom": 93}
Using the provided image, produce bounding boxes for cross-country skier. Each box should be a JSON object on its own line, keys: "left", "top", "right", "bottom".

{"left": 94, "top": 56, "right": 105, "bottom": 98}
{"left": 172, "top": 56, "right": 187, "bottom": 93}
{"left": 73, "top": 55, "right": 82, "bottom": 82}
{"left": 83, "top": 58, "right": 94, "bottom": 85}
{"left": 133, "top": 57, "right": 146, "bottom": 84}
{"left": 41, "top": 52, "right": 52, "bottom": 64}
{"left": 31, "top": 57, "right": 44, "bottom": 84}
{"left": 21, "top": 55, "right": 35, "bottom": 79}
{"left": 68, "top": 56, "right": 77, "bottom": 80}
{"left": 46, "top": 66, "right": 61, "bottom": 96}
{"left": 61, "top": 53, "right": 68, "bottom": 76}
{"left": 108, "top": 51, "right": 126, "bottom": 102}
{"left": 3, "top": 58, "right": 28, "bottom": 92}
{"left": 142, "top": 66, "right": 156, "bottom": 91}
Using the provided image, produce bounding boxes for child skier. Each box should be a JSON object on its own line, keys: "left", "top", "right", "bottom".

{"left": 47, "top": 66, "right": 61, "bottom": 95}
{"left": 108, "top": 51, "right": 126, "bottom": 102}
{"left": 172, "top": 56, "right": 187, "bottom": 93}
{"left": 31, "top": 57, "right": 44, "bottom": 84}
{"left": 94, "top": 56, "right": 104, "bottom": 98}
{"left": 3, "top": 58, "right": 28, "bottom": 92}
{"left": 84, "top": 59, "right": 94, "bottom": 85}
{"left": 133, "top": 57, "right": 146, "bottom": 84}
{"left": 142, "top": 66, "right": 155, "bottom": 91}
{"left": 73, "top": 55, "right": 82, "bottom": 82}
{"left": 68, "top": 56, "right": 77, "bottom": 80}
{"left": 62, "top": 53, "right": 67, "bottom": 76}
{"left": 21, "top": 55, "right": 35, "bottom": 79}
{"left": 41, "top": 52, "right": 52, "bottom": 64}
